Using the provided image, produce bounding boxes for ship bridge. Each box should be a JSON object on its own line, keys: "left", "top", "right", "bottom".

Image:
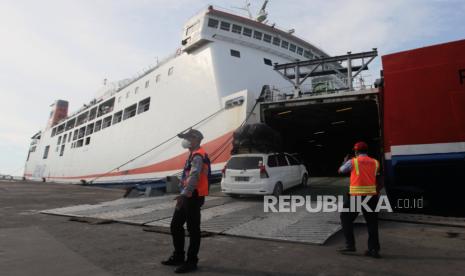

{"left": 180, "top": 5, "right": 331, "bottom": 62}
{"left": 259, "top": 50, "right": 382, "bottom": 176}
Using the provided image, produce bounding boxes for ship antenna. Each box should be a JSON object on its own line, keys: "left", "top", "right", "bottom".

{"left": 232, "top": 0, "right": 252, "bottom": 19}
{"left": 256, "top": 0, "right": 269, "bottom": 22}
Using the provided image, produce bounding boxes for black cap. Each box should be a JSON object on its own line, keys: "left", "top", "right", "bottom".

{"left": 177, "top": 129, "right": 204, "bottom": 140}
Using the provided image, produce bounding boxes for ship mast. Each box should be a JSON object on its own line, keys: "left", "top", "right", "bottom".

{"left": 232, "top": 0, "right": 252, "bottom": 19}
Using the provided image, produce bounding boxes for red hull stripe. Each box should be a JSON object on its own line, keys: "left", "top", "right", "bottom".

{"left": 27, "top": 131, "right": 234, "bottom": 180}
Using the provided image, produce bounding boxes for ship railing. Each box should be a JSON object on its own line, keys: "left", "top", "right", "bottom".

{"left": 56, "top": 50, "right": 180, "bottom": 125}
{"left": 114, "top": 51, "right": 178, "bottom": 94}
{"left": 262, "top": 77, "right": 375, "bottom": 103}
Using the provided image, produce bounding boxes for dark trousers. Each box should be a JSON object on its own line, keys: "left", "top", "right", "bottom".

{"left": 340, "top": 194, "right": 380, "bottom": 251}
{"left": 170, "top": 193, "right": 205, "bottom": 263}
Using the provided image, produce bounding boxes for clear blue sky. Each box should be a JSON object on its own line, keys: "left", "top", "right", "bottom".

{"left": 1, "top": 0, "right": 464, "bottom": 176}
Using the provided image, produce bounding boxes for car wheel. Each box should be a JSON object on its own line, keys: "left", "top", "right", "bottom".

{"left": 301, "top": 174, "right": 308, "bottom": 187}
{"left": 273, "top": 182, "right": 283, "bottom": 197}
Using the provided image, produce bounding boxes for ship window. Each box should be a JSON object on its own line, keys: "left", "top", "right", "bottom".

{"left": 59, "top": 145, "right": 65, "bottom": 156}
{"left": 94, "top": 120, "right": 102, "bottom": 132}
{"left": 263, "top": 34, "right": 272, "bottom": 43}
{"left": 297, "top": 47, "right": 304, "bottom": 55}
{"left": 123, "top": 104, "right": 137, "bottom": 120}
{"left": 118, "top": 96, "right": 122, "bottom": 103}
{"left": 57, "top": 136, "right": 62, "bottom": 145}
{"left": 168, "top": 67, "right": 174, "bottom": 76}
{"left": 113, "top": 111, "right": 123, "bottom": 124}
{"left": 156, "top": 74, "right": 161, "bottom": 83}
{"left": 68, "top": 132, "right": 72, "bottom": 142}
{"left": 88, "top": 107, "right": 97, "bottom": 120}
{"left": 207, "top": 18, "right": 219, "bottom": 29}
{"left": 264, "top": 58, "right": 272, "bottom": 66}
{"left": 253, "top": 30, "right": 263, "bottom": 40}
{"left": 51, "top": 127, "right": 57, "bottom": 137}
{"left": 78, "top": 126, "right": 85, "bottom": 139}
{"left": 73, "top": 129, "right": 78, "bottom": 141}
{"left": 102, "top": 115, "right": 112, "bottom": 129}
{"left": 63, "top": 134, "right": 67, "bottom": 144}
{"left": 243, "top": 27, "right": 252, "bottom": 37}
{"left": 65, "top": 118, "right": 75, "bottom": 130}
{"left": 145, "top": 80, "right": 150, "bottom": 88}
{"left": 85, "top": 137, "right": 91, "bottom": 145}
{"left": 137, "top": 97, "right": 150, "bottom": 114}
{"left": 272, "top": 37, "right": 281, "bottom": 46}
{"left": 281, "top": 40, "right": 289, "bottom": 49}
{"left": 57, "top": 124, "right": 65, "bottom": 134}
{"left": 43, "top": 145, "right": 50, "bottom": 159}
{"left": 220, "top": 21, "right": 230, "bottom": 31}
{"left": 289, "top": 43, "right": 297, "bottom": 52}
{"left": 76, "top": 111, "right": 89, "bottom": 127}
{"left": 98, "top": 98, "right": 115, "bottom": 117}
{"left": 230, "top": 49, "right": 240, "bottom": 58}
{"left": 126, "top": 91, "right": 130, "bottom": 98}
{"left": 86, "top": 123, "right": 94, "bottom": 136}
{"left": 304, "top": 50, "right": 312, "bottom": 59}
{"left": 135, "top": 87, "right": 139, "bottom": 94}
{"left": 232, "top": 24, "right": 242, "bottom": 34}
{"left": 76, "top": 139, "right": 84, "bottom": 148}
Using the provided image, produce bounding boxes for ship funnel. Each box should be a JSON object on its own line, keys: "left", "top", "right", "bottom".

{"left": 46, "top": 100, "right": 68, "bottom": 129}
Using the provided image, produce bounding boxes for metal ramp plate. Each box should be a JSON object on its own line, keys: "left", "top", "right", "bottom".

{"left": 41, "top": 196, "right": 343, "bottom": 245}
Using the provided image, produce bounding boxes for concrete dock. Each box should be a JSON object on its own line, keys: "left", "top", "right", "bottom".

{"left": 1, "top": 179, "right": 465, "bottom": 276}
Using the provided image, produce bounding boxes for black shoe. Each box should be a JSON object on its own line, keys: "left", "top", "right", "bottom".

{"left": 161, "top": 255, "right": 185, "bottom": 266}
{"left": 364, "top": 250, "right": 381, "bottom": 258}
{"left": 174, "top": 262, "right": 197, "bottom": 273}
{"left": 337, "top": 247, "right": 356, "bottom": 254}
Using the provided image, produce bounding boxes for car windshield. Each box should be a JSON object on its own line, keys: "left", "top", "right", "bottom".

{"left": 226, "top": 157, "right": 263, "bottom": 170}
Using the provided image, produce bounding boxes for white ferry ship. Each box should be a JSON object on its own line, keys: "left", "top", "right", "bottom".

{"left": 24, "top": 3, "right": 341, "bottom": 185}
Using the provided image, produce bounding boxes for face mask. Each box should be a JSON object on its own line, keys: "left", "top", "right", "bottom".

{"left": 181, "top": 139, "right": 192, "bottom": 149}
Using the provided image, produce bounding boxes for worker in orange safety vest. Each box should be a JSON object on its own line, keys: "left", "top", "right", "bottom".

{"left": 338, "top": 141, "right": 381, "bottom": 258}
{"left": 162, "top": 129, "right": 210, "bottom": 273}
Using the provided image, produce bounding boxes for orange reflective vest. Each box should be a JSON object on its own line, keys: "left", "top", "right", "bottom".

{"left": 182, "top": 147, "right": 209, "bottom": 196}
{"left": 349, "top": 156, "right": 379, "bottom": 195}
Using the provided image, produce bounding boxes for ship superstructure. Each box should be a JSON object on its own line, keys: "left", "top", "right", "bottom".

{"left": 24, "top": 4, "right": 342, "bottom": 184}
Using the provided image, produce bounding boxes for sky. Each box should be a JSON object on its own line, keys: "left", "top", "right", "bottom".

{"left": 0, "top": 0, "right": 464, "bottom": 176}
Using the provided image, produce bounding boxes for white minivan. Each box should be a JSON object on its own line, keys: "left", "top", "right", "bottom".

{"left": 221, "top": 153, "right": 309, "bottom": 197}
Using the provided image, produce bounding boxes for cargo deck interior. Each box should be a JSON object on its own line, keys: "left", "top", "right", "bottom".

{"left": 262, "top": 96, "right": 382, "bottom": 176}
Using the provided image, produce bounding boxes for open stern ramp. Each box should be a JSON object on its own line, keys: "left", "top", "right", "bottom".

{"left": 41, "top": 195, "right": 341, "bottom": 245}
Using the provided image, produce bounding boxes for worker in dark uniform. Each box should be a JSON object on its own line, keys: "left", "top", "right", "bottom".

{"left": 338, "top": 141, "right": 381, "bottom": 258}
{"left": 162, "top": 129, "right": 209, "bottom": 273}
